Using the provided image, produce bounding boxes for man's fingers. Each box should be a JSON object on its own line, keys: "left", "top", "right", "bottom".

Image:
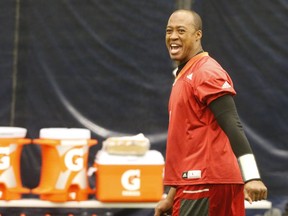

{"left": 247, "top": 188, "right": 267, "bottom": 202}
{"left": 254, "top": 185, "right": 268, "bottom": 201}
{"left": 245, "top": 196, "right": 253, "bottom": 204}
{"left": 260, "top": 189, "right": 268, "bottom": 200}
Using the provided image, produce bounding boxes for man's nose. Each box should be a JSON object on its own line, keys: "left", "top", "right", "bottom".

{"left": 170, "top": 31, "right": 178, "bottom": 39}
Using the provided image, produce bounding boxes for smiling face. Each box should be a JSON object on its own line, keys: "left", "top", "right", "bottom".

{"left": 166, "top": 10, "right": 203, "bottom": 65}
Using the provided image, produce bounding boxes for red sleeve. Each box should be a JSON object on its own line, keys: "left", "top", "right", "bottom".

{"left": 194, "top": 62, "right": 236, "bottom": 105}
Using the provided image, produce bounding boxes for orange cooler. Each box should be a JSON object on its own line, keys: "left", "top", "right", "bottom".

{"left": 95, "top": 150, "right": 164, "bottom": 202}
{"left": 32, "top": 128, "right": 97, "bottom": 202}
{"left": 0, "top": 127, "right": 31, "bottom": 200}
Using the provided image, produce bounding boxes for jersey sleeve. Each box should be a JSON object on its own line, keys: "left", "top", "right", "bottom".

{"left": 194, "top": 65, "right": 236, "bottom": 105}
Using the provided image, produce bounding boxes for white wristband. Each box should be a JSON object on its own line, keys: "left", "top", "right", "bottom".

{"left": 238, "top": 154, "right": 261, "bottom": 182}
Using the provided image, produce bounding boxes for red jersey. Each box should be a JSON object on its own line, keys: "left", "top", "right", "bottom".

{"left": 164, "top": 52, "right": 243, "bottom": 186}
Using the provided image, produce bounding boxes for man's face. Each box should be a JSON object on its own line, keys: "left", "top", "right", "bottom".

{"left": 165, "top": 11, "right": 201, "bottom": 64}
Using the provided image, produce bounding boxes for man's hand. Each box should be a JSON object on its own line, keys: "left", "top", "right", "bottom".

{"left": 154, "top": 187, "right": 176, "bottom": 216}
{"left": 244, "top": 180, "right": 267, "bottom": 204}
{"left": 154, "top": 199, "right": 173, "bottom": 216}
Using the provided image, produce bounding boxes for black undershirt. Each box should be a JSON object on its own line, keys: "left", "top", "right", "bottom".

{"left": 209, "top": 95, "right": 253, "bottom": 158}
{"left": 175, "top": 61, "right": 187, "bottom": 76}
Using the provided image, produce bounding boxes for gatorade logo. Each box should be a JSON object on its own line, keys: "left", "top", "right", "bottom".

{"left": 121, "top": 169, "right": 141, "bottom": 196}
{"left": 0, "top": 147, "right": 10, "bottom": 170}
{"left": 121, "top": 169, "right": 140, "bottom": 190}
{"left": 64, "top": 148, "right": 84, "bottom": 171}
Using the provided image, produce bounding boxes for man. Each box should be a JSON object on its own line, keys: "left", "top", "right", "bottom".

{"left": 154, "top": 9, "right": 267, "bottom": 216}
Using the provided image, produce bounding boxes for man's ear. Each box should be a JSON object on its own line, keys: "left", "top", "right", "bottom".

{"left": 196, "top": 30, "right": 202, "bottom": 40}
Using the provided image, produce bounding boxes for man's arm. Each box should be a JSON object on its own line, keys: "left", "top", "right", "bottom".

{"left": 209, "top": 94, "right": 267, "bottom": 203}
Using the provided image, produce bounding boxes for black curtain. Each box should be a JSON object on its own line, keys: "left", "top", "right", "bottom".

{"left": 1, "top": 0, "right": 288, "bottom": 215}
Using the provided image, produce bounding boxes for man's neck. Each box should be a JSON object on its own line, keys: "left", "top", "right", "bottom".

{"left": 175, "top": 49, "right": 205, "bottom": 76}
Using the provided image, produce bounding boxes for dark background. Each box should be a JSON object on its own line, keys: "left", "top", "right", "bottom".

{"left": 0, "top": 0, "right": 287, "bottom": 215}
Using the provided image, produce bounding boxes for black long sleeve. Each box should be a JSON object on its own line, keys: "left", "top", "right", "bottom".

{"left": 209, "top": 94, "right": 253, "bottom": 158}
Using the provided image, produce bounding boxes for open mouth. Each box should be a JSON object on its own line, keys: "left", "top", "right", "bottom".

{"left": 170, "top": 44, "right": 181, "bottom": 55}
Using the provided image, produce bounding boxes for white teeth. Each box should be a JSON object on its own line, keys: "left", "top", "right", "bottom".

{"left": 170, "top": 44, "right": 180, "bottom": 50}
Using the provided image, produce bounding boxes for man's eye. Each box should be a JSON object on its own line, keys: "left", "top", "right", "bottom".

{"left": 178, "top": 29, "right": 185, "bottom": 33}
{"left": 166, "top": 29, "right": 172, "bottom": 34}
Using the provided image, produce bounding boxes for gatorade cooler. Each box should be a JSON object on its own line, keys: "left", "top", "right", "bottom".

{"left": 0, "top": 127, "right": 31, "bottom": 200}
{"left": 94, "top": 150, "right": 164, "bottom": 202}
{"left": 32, "top": 128, "right": 97, "bottom": 202}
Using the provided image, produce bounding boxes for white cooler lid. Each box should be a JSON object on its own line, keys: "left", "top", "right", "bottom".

{"left": 0, "top": 127, "right": 27, "bottom": 138}
{"left": 39, "top": 128, "right": 91, "bottom": 139}
{"left": 95, "top": 150, "right": 164, "bottom": 165}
